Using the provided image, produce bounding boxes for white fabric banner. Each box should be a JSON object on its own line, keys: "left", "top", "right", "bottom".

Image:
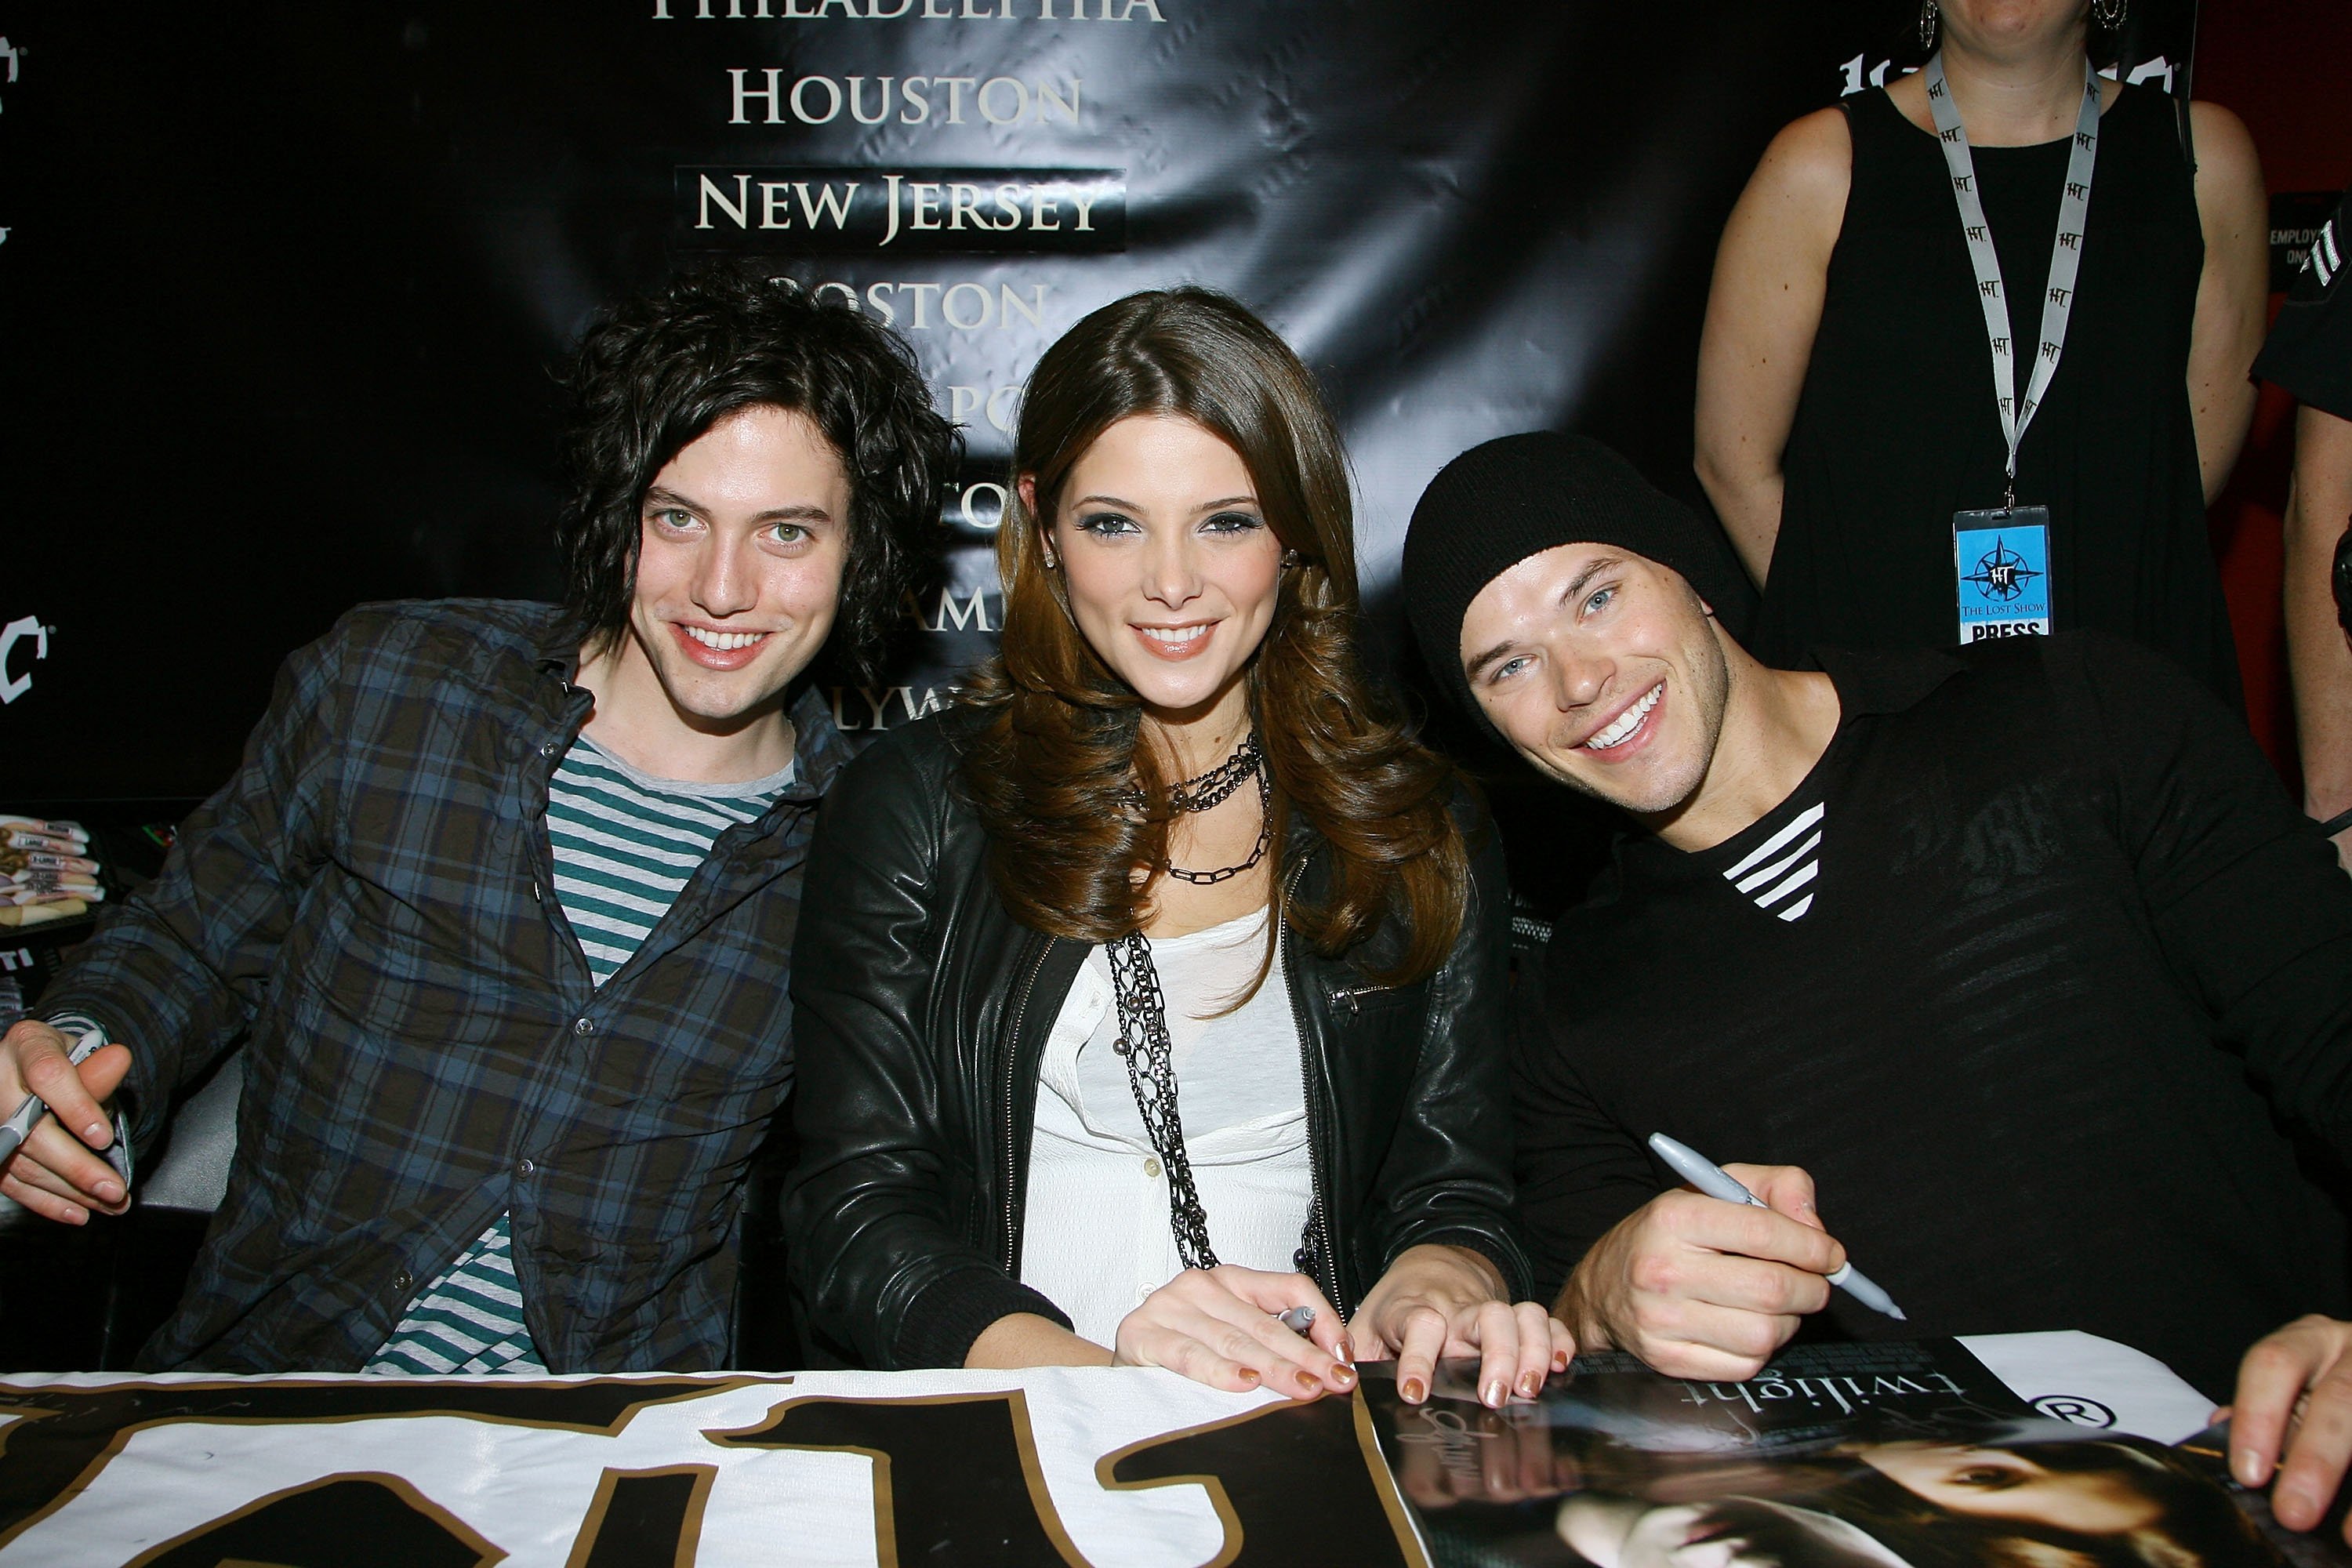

{"left": 0, "top": 1333, "right": 2208, "bottom": 1566}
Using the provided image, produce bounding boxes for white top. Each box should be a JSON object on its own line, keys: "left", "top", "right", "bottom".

{"left": 1019, "top": 907, "right": 1314, "bottom": 1348}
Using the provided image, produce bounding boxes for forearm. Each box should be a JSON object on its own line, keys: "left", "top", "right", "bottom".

{"left": 34, "top": 858, "right": 269, "bottom": 1145}
{"left": 1696, "top": 462, "right": 1784, "bottom": 586}
{"left": 965, "top": 1312, "right": 1113, "bottom": 1370}
{"left": 2284, "top": 408, "right": 2352, "bottom": 819}
{"left": 2185, "top": 100, "right": 2268, "bottom": 503}
{"left": 2196, "top": 383, "right": 2260, "bottom": 505}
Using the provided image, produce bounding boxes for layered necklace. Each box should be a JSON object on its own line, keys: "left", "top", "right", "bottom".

{"left": 1106, "top": 728, "right": 1303, "bottom": 1273}
{"left": 1117, "top": 729, "right": 1272, "bottom": 885}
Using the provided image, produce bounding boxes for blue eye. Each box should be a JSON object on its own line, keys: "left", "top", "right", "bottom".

{"left": 1584, "top": 586, "right": 1615, "bottom": 614}
{"left": 1487, "top": 655, "right": 1530, "bottom": 685}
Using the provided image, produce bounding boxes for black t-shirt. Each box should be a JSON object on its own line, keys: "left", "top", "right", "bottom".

{"left": 2256, "top": 183, "right": 2352, "bottom": 420}
{"left": 1517, "top": 633, "right": 2352, "bottom": 1399}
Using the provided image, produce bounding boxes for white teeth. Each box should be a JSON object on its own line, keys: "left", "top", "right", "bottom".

{"left": 684, "top": 626, "right": 765, "bottom": 652}
{"left": 1584, "top": 684, "right": 1662, "bottom": 750}
{"left": 1139, "top": 625, "right": 1209, "bottom": 645}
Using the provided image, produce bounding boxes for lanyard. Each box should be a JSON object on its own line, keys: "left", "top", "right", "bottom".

{"left": 1924, "top": 51, "right": 2100, "bottom": 507}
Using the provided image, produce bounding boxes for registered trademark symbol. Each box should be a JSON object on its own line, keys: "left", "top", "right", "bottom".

{"left": 2032, "top": 1394, "right": 2116, "bottom": 1428}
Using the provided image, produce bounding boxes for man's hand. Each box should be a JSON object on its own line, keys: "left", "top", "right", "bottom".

{"left": 2227, "top": 1316, "right": 2352, "bottom": 1539}
{"left": 1558, "top": 1163, "right": 1842, "bottom": 1381}
{"left": 1350, "top": 1243, "right": 1573, "bottom": 1410}
{"left": 1113, "top": 1265, "right": 1356, "bottom": 1399}
{"left": 0, "top": 1018, "right": 132, "bottom": 1223}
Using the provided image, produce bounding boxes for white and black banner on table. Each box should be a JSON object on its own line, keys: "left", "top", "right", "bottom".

{"left": 0, "top": 1335, "right": 2221, "bottom": 1567}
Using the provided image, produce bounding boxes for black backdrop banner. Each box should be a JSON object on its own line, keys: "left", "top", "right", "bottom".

{"left": 0, "top": 2, "right": 2194, "bottom": 823}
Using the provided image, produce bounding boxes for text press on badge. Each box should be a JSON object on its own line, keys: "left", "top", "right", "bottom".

{"left": 1954, "top": 510, "right": 2053, "bottom": 643}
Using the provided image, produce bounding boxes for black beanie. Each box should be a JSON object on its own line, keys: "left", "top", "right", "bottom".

{"left": 1402, "top": 431, "right": 1755, "bottom": 725}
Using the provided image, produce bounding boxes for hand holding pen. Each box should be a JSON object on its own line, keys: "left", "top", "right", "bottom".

{"left": 1552, "top": 1134, "right": 1893, "bottom": 1383}
{"left": 0, "top": 1018, "right": 134, "bottom": 1224}
{"left": 1646, "top": 1136, "right": 1904, "bottom": 1320}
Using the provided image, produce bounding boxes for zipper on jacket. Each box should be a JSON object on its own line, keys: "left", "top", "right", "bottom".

{"left": 1000, "top": 936, "right": 1057, "bottom": 1275}
{"left": 1326, "top": 982, "right": 1396, "bottom": 1017}
{"left": 1279, "top": 858, "right": 1345, "bottom": 1318}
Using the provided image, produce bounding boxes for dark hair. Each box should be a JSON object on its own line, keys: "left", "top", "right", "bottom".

{"left": 1826, "top": 1437, "right": 2268, "bottom": 1568}
{"left": 956, "top": 286, "right": 1470, "bottom": 984}
{"left": 554, "top": 264, "right": 960, "bottom": 681}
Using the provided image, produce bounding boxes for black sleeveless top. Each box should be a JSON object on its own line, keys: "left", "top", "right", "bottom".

{"left": 1758, "top": 83, "right": 2241, "bottom": 706}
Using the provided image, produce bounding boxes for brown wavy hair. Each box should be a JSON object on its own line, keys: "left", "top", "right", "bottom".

{"left": 956, "top": 287, "right": 1468, "bottom": 982}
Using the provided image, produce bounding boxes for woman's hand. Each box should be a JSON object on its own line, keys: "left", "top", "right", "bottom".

{"left": 1113, "top": 1265, "right": 1356, "bottom": 1399}
{"left": 1351, "top": 1243, "right": 1573, "bottom": 1408}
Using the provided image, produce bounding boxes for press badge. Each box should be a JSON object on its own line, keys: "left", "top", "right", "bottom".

{"left": 1953, "top": 507, "right": 2052, "bottom": 644}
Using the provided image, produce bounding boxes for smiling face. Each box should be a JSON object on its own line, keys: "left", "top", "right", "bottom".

{"left": 608, "top": 403, "right": 852, "bottom": 744}
{"left": 1460, "top": 543, "right": 1733, "bottom": 818}
{"left": 1039, "top": 414, "right": 1283, "bottom": 728}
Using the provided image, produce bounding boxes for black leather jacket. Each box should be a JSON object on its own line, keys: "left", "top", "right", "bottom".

{"left": 780, "top": 712, "right": 1534, "bottom": 1370}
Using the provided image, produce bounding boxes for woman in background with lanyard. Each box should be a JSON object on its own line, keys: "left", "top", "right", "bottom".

{"left": 1694, "top": 0, "right": 2267, "bottom": 703}
{"left": 782, "top": 288, "right": 1570, "bottom": 1407}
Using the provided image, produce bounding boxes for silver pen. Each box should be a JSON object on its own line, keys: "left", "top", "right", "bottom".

{"left": 1647, "top": 1132, "right": 1907, "bottom": 1321}
{"left": 0, "top": 1030, "right": 104, "bottom": 1166}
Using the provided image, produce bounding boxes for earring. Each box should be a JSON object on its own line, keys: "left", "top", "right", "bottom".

{"left": 2089, "top": 0, "right": 2125, "bottom": 28}
{"left": 1040, "top": 542, "right": 1059, "bottom": 569}
{"left": 1918, "top": 0, "right": 1938, "bottom": 51}
{"left": 1280, "top": 548, "right": 1304, "bottom": 568}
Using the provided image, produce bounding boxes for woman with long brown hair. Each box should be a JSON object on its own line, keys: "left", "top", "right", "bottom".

{"left": 781, "top": 287, "right": 1571, "bottom": 1405}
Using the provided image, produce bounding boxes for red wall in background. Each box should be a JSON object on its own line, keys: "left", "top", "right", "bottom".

{"left": 2197, "top": 2, "right": 2352, "bottom": 779}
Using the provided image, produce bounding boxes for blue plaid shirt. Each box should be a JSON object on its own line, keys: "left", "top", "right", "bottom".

{"left": 38, "top": 600, "right": 847, "bottom": 1372}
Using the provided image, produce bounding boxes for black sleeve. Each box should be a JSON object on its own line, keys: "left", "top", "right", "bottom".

{"left": 1509, "top": 926, "right": 1664, "bottom": 1301}
{"left": 2049, "top": 632, "right": 2352, "bottom": 1159}
{"left": 1359, "top": 806, "right": 1537, "bottom": 1301}
{"left": 779, "top": 728, "right": 1070, "bottom": 1370}
{"left": 2255, "top": 183, "right": 2352, "bottom": 422}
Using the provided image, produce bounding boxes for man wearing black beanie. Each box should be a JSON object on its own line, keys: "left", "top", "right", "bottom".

{"left": 1404, "top": 430, "right": 2352, "bottom": 1544}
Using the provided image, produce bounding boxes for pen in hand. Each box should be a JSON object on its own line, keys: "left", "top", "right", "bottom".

{"left": 0, "top": 1030, "right": 105, "bottom": 1167}
{"left": 1646, "top": 1132, "right": 1907, "bottom": 1321}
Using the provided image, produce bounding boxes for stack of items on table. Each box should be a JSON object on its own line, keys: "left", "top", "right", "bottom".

{"left": 0, "top": 817, "right": 103, "bottom": 931}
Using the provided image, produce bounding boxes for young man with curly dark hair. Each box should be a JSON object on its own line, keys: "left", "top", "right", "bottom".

{"left": 0, "top": 267, "right": 959, "bottom": 1374}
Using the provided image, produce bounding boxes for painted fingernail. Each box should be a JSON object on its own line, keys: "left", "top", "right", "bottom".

{"left": 1401, "top": 1377, "right": 1426, "bottom": 1403}
{"left": 1519, "top": 1372, "right": 1541, "bottom": 1397}
{"left": 1335, "top": 1338, "right": 1354, "bottom": 1366}
{"left": 1485, "top": 1379, "right": 1508, "bottom": 1408}
{"left": 1296, "top": 1370, "right": 1319, "bottom": 1395}
{"left": 1330, "top": 1364, "right": 1357, "bottom": 1388}
{"left": 1238, "top": 1368, "right": 1261, "bottom": 1387}
{"left": 1555, "top": 1350, "right": 1571, "bottom": 1371}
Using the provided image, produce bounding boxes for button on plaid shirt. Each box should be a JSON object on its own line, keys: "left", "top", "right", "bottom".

{"left": 38, "top": 600, "right": 846, "bottom": 1372}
